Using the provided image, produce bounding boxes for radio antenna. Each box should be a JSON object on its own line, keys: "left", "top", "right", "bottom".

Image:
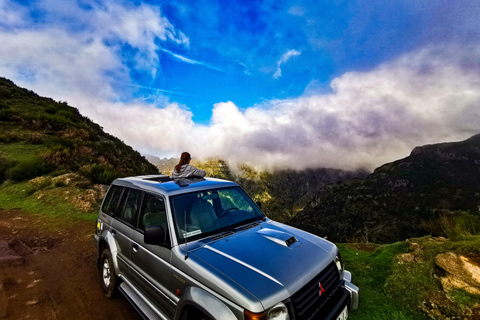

{"left": 184, "top": 210, "right": 188, "bottom": 260}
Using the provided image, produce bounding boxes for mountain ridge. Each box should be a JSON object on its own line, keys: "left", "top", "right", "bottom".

{"left": 290, "top": 134, "right": 480, "bottom": 243}
{"left": 0, "top": 77, "right": 158, "bottom": 184}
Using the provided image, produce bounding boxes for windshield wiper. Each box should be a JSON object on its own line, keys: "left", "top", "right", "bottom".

{"left": 233, "top": 215, "right": 266, "bottom": 230}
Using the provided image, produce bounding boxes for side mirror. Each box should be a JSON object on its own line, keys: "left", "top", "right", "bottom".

{"left": 256, "top": 201, "right": 262, "bottom": 209}
{"left": 144, "top": 225, "right": 170, "bottom": 248}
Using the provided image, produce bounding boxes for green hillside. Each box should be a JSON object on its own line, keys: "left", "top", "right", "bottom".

{"left": 290, "top": 134, "right": 480, "bottom": 243}
{"left": 0, "top": 77, "right": 158, "bottom": 185}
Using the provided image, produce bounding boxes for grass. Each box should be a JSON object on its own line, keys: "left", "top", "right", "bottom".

{"left": 1, "top": 175, "right": 479, "bottom": 319}
{"left": 0, "top": 180, "right": 98, "bottom": 222}
{"left": 335, "top": 206, "right": 480, "bottom": 319}
{"left": 449, "top": 289, "right": 480, "bottom": 308}
{"left": 338, "top": 243, "right": 431, "bottom": 320}
{"left": 1, "top": 140, "right": 48, "bottom": 162}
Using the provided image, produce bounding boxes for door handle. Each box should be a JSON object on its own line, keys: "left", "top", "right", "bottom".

{"left": 132, "top": 243, "right": 139, "bottom": 253}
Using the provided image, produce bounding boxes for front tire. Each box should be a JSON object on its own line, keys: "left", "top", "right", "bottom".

{"left": 100, "top": 248, "right": 118, "bottom": 298}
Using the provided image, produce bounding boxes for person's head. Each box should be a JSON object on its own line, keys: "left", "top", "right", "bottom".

{"left": 175, "top": 152, "right": 191, "bottom": 172}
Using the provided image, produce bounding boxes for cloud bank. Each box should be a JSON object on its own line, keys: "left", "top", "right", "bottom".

{"left": 1, "top": 1, "right": 479, "bottom": 171}
{"left": 95, "top": 45, "right": 480, "bottom": 171}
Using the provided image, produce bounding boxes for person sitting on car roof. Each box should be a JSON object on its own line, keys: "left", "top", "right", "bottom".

{"left": 171, "top": 152, "right": 206, "bottom": 179}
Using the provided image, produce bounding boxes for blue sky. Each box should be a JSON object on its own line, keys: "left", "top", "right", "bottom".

{"left": 1, "top": 0, "right": 479, "bottom": 169}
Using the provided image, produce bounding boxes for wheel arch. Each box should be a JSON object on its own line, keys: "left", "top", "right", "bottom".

{"left": 175, "top": 286, "right": 238, "bottom": 320}
{"left": 98, "top": 231, "right": 120, "bottom": 274}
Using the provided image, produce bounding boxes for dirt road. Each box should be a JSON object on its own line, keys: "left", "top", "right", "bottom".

{"left": 0, "top": 209, "right": 141, "bottom": 320}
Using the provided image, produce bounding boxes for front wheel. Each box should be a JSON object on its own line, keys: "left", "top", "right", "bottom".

{"left": 100, "top": 248, "right": 118, "bottom": 298}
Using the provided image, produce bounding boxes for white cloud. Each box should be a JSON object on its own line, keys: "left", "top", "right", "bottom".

{"left": 86, "top": 45, "right": 479, "bottom": 171}
{"left": 152, "top": 45, "right": 477, "bottom": 170}
{"left": 0, "top": 0, "right": 29, "bottom": 28}
{"left": 160, "top": 48, "right": 224, "bottom": 72}
{"left": 0, "top": 1, "right": 479, "bottom": 172}
{"left": 274, "top": 49, "right": 301, "bottom": 79}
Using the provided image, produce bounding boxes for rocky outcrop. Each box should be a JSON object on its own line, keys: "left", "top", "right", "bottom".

{"left": 29, "top": 174, "right": 108, "bottom": 213}
{"left": 436, "top": 252, "right": 480, "bottom": 295}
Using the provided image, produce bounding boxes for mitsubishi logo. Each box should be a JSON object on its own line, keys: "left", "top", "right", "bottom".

{"left": 319, "top": 282, "right": 326, "bottom": 296}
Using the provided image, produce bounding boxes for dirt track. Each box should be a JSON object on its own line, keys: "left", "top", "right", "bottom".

{"left": 0, "top": 209, "right": 141, "bottom": 320}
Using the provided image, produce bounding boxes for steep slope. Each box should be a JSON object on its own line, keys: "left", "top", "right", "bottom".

{"left": 290, "top": 134, "right": 480, "bottom": 243}
{"left": 0, "top": 77, "right": 158, "bottom": 184}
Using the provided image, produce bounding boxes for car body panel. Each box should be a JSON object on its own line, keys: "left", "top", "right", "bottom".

{"left": 93, "top": 175, "right": 359, "bottom": 320}
{"left": 188, "top": 220, "right": 338, "bottom": 310}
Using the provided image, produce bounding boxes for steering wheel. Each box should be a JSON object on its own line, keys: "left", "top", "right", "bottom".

{"left": 218, "top": 207, "right": 238, "bottom": 219}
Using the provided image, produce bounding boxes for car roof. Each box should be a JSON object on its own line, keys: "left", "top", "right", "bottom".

{"left": 111, "top": 175, "right": 239, "bottom": 197}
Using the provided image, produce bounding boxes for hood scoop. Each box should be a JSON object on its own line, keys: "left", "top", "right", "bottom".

{"left": 256, "top": 228, "right": 301, "bottom": 248}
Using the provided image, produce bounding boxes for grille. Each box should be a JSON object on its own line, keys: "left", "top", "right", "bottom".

{"left": 291, "top": 262, "right": 341, "bottom": 320}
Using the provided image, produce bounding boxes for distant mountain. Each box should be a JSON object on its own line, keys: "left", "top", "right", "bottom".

{"left": 290, "top": 135, "right": 480, "bottom": 243}
{"left": 146, "top": 155, "right": 368, "bottom": 222}
{"left": 0, "top": 77, "right": 158, "bottom": 184}
{"left": 144, "top": 155, "right": 179, "bottom": 175}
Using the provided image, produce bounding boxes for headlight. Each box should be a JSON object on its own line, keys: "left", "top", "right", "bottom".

{"left": 335, "top": 251, "right": 343, "bottom": 276}
{"left": 267, "top": 302, "right": 289, "bottom": 320}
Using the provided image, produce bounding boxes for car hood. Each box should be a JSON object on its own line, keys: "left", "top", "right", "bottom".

{"left": 190, "top": 220, "right": 338, "bottom": 309}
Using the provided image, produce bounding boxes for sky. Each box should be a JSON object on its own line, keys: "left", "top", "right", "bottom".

{"left": 0, "top": 0, "right": 479, "bottom": 170}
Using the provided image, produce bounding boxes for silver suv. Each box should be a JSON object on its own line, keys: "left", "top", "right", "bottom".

{"left": 94, "top": 175, "right": 359, "bottom": 320}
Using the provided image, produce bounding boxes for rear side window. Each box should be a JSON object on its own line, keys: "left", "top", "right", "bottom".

{"left": 102, "top": 186, "right": 124, "bottom": 215}
{"left": 139, "top": 194, "right": 167, "bottom": 231}
{"left": 118, "top": 189, "right": 143, "bottom": 225}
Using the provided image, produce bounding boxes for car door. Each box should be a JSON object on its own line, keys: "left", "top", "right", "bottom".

{"left": 130, "top": 193, "right": 176, "bottom": 317}
{"left": 111, "top": 188, "right": 142, "bottom": 278}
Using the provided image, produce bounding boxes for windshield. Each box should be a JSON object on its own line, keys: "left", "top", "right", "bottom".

{"left": 170, "top": 186, "right": 264, "bottom": 242}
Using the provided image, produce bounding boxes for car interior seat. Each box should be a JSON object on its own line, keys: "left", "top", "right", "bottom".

{"left": 190, "top": 201, "right": 217, "bottom": 231}
{"left": 143, "top": 198, "right": 166, "bottom": 228}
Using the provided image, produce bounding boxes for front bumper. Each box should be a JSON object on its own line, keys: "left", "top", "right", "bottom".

{"left": 343, "top": 271, "right": 359, "bottom": 311}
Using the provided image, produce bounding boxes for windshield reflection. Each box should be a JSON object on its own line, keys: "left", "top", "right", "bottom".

{"left": 170, "top": 187, "right": 264, "bottom": 242}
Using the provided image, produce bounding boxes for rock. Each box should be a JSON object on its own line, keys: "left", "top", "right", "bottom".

{"left": 436, "top": 252, "right": 480, "bottom": 295}
{"left": 398, "top": 253, "right": 415, "bottom": 263}
{"left": 73, "top": 189, "right": 97, "bottom": 212}
{"left": 400, "top": 239, "right": 424, "bottom": 262}
{"left": 428, "top": 236, "right": 448, "bottom": 243}
{"left": 93, "top": 184, "right": 108, "bottom": 200}
{"left": 52, "top": 173, "right": 90, "bottom": 187}
{"left": 28, "top": 176, "right": 51, "bottom": 190}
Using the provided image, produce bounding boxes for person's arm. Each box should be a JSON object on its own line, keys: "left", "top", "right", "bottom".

{"left": 189, "top": 166, "right": 206, "bottom": 177}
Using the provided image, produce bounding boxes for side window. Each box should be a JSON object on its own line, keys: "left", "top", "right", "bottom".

{"left": 218, "top": 188, "right": 253, "bottom": 213}
{"left": 118, "top": 189, "right": 142, "bottom": 225}
{"left": 139, "top": 194, "right": 167, "bottom": 231}
{"left": 102, "top": 186, "right": 124, "bottom": 216}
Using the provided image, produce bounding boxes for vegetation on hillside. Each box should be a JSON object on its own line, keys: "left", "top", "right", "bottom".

{"left": 149, "top": 156, "right": 368, "bottom": 223}
{"left": 1, "top": 77, "right": 479, "bottom": 319}
{"left": 290, "top": 134, "right": 480, "bottom": 243}
{"left": 0, "top": 77, "right": 158, "bottom": 185}
{"left": 342, "top": 234, "right": 480, "bottom": 320}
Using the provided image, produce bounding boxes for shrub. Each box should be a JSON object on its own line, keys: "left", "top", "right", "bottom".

{"left": 27, "top": 132, "right": 43, "bottom": 144}
{"left": 6, "top": 158, "right": 51, "bottom": 181}
{"left": 86, "top": 164, "right": 120, "bottom": 185}
{"left": 43, "top": 147, "right": 73, "bottom": 167}
{"left": 421, "top": 211, "right": 480, "bottom": 241}
{"left": 0, "top": 109, "right": 14, "bottom": 121}
{"left": 0, "top": 155, "right": 16, "bottom": 183}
